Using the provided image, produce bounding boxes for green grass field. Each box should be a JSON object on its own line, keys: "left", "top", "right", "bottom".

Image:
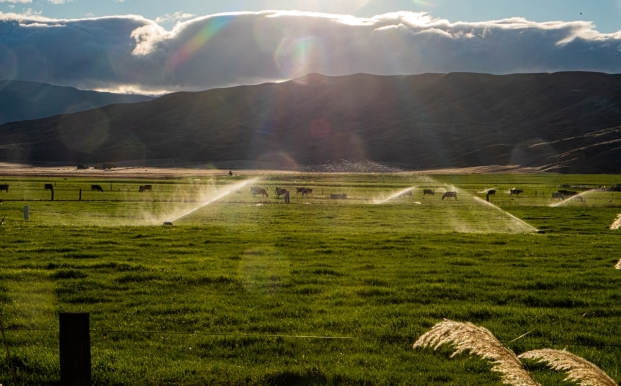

{"left": 0, "top": 173, "right": 620, "bottom": 385}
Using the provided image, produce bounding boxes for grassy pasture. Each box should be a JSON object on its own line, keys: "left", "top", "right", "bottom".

{"left": 0, "top": 173, "right": 620, "bottom": 385}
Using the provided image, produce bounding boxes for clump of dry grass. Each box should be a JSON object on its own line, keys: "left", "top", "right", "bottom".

{"left": 414, "top": 320, "right": 539, "bottom": 386}
{"left": 519, "top": 349, "right": 616, "bottom": 386}
{"left": 611, "top": 214, "right": 621, "bottom": 230}
{"left": 616, "top": 259, "right": 621, "bottom": 270}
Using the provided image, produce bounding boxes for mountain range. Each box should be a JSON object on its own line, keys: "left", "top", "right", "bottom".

{"left": 1, "top": 72, "right": 620, "bottom": 173}
{"left": 0, "top": 80, "right": 153, "bottom": 125}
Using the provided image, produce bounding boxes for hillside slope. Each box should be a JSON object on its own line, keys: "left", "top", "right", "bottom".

{"left": 0, "top": 80, "right": 153, "bottom": 125}
{"left": 1, "top": 72, "right": 620, "bottom": 172}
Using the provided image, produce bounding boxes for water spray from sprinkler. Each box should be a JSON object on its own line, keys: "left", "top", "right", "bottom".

{"left": 610, "top": 214, "right": 621, "bottom": 230}
{"left": 374, "top": 187, "right": 417, "bottom": 204}
{"left": 163, "top": 178, "right": 258, "bottom": 225}
{"left": 473, "top": 197, "right": 541, "bottom": 233}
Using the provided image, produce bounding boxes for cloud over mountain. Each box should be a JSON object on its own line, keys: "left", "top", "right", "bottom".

{"left": 1, "top": 11, "right": 621, "bottom": 93}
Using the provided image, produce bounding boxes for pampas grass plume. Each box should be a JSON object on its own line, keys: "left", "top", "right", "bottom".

{"left": 519, "top": 349, "right": 616, "bottom": 386}
{"left": 414, "top": 320, "right": 539, "bottom": 386}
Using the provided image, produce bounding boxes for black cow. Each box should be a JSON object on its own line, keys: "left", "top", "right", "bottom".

{"left": 0, "top": 184, "right": 9, "bottom": 193}
{"left": 558, "top": 190, "right": 577, "bottom": 196}
{"left": 487, "top": 189, "right": 496, "bottom": 196}
{"left": 510, "top": 189, "right": 523, "bottom": 196}
{"left": 91, "top": 185, "right": 104, "bottom": 192}
{"left": 251, "top": 186, "right": 269, "bottom": 197}
{"left": 44, "top": 184, "right": 54, "bottom": 191}
{"left": 442, "top": 192, "right": 457, "bottom": 200}
{"left": 551, "top": 192, "right": 564, "bottom": 200}
{"left": 275, "top": 187, "right": 287, "bottom": 198}
{"left": 423, "top": 189, "right": 434, "bottom": 196}
{"left": 139, "top": 185, "right": 153, "bottom": 192}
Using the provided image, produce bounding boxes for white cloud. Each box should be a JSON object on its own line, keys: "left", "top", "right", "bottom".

{"left": 20, "top": 7, "right": 41, "bottom": 16}
{"left": 155, "top": 11, "right": 194, "bottom": 25}
{"left": 47, "top": 0, "right": 71, "bottom": 4}
{"left": 0, "top": 0, "right": 31, "bottom": 3}
{"left": 1, "top": 11, "right": 621, "bottom": 94}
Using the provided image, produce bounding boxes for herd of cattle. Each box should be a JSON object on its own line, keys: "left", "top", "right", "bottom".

{"left": 0, "top": 184, "right": 599, "bottom": 204}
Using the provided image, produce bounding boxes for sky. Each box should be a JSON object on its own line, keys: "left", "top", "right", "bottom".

{"left": 1, "top": 0, "right": 621, "bottom": 94}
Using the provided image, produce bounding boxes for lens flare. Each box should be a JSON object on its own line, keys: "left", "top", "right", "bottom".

{"left": 275, "top": 36, "right": 324, "bottom": 78}
{"left": 167, "top": 16, "right": 231, "bottom": 69}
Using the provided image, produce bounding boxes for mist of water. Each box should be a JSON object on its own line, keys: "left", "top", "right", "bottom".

{"left": 611, "top": 214, "right": 621, "bottom": 230}
{"left": 165, "top": 178, "right": 259, "bottom": 223}
{"left": 549, "top": 189, "right": 596, "bottom": 207}
{"left": 373, "top": 187, "right": 417, "bottom": 204}
{"left": 473, "top": 196, "right": 539, "bottom": 233}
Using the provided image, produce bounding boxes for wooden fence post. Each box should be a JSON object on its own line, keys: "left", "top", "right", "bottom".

{"left": 59, "top": 313, "right": 91, "bottom": 386}
{"left": 51, "top": 190, "right": 54, "bottom": 201}
{"left": 79, "top": 189, "right": 82, "bottom": 201}
{"left": 0, "top": 316, "right": 19, "bottom": 386}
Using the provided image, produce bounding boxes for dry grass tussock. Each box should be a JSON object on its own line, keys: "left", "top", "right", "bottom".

{"left": 611, "top": 214, "right": 621, "bottom": 230}
{"left": 413, "top": 320, "right": 539, "bottom": 386}
{"left": 616, "top": 259, "right": 621, "bottom": 270}
{"left": 519, "top": 349, "right": 617, "bottom": 386}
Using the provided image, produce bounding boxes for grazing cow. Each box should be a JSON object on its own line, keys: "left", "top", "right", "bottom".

{"left": 139, "top": 185, "right": 152, "bottom": 193}
{"left": 0, "top": 184, "right": 8, "bottom": 193}
{"left": 295, "top": 187, "right": 306, "bottom": 194}
{"left": 552, "top": 192, "right": 565, "bottom": 200}
{"left": 558, "top": 190, "right": 577, "bottom": 196}
{"left": 250, "top": 186, "right": 269, "bottom": 197}
{"left": 91, "top": 185, "right": 104, "bottom": 192}
{"left": 510, "top": 189, "right": 523, "bottom": 196}
{"left": 573, "top": 195, "right": 586, "bottom": 203}
{"left": 442, "top": 192, "right": 457, "bottom": 200}
{"left": 44, "top": 184, "right": 54, "bottom": 191}
{"left": 399, "top": 190, "right": 413, "bottom": 198}
{"left": 331, "top": 194, "right": 347, "bottom": 199}
{"left": 301, "top": 188, "right": 313, "bottom": 196}
{"left": 275, "top": 187, "right": 287, "bottom": 198}
{"left": 487, "top": 189, "right": 496, "bottom": 196}
{"left": 423, "top": 189, "right": 434, "bottom": 196}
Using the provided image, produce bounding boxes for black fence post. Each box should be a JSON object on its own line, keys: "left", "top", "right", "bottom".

{"left": 79, "top": 189, "right": 82, "bottom": 201}
{"left": 59, "top": 313, "right": 91, "bottom": 386}
{"left": 51, "top": 190, "right": 54, "bottom": 201}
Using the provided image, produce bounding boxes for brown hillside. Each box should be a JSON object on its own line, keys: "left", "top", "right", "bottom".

{"left": 1, "top": 72, "right": 620, "bottom": 172}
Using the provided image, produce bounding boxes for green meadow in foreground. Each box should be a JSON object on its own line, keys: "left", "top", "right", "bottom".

{"left": 0, "top": 173, "right": 620, "bottom": 385}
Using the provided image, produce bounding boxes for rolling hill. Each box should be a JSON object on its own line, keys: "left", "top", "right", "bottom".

{"left": 1, "top": 72, "right": 620, "bottom": 172}
{"left": 0, "top": 80, "right": 153, "bottom": 125}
